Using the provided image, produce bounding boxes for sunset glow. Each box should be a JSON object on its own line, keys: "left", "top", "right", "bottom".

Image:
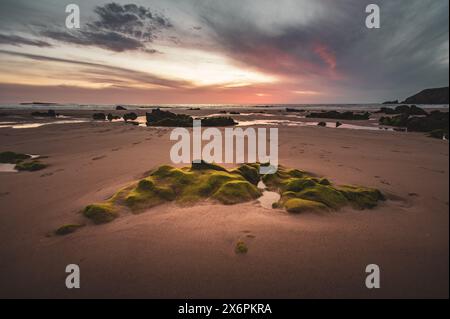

{"left": 0, "top": 0, "right": 448, "bottom": 104}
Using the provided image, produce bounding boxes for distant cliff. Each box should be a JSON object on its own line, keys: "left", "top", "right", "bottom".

{"left": 401, "top": 87, "right": 449, "bottom": 104}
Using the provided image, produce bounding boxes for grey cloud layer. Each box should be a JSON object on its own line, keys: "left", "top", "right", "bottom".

{"left": 195, "top": 0, "right": 448, "bottom": 99}
{"left": 0, "top": 0, "right": 448, "bottom": 102}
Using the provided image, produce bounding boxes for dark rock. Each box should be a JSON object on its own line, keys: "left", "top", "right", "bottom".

{"left": 116, "top": 105, "right": 127, "bottom": 110}
{"left": 123, "top": 112, "right": 138, "bottom": 122}
{"left": 379, "top": 110, "right": 449, "bottom": 134}
{"left": 202, "top": 116, "right": 237, "bottom": 127}
{"left": 286, "top": 108, "right": 305, "bottom": 113}
{"left": 107, "top": 113, "right": 121, "bottom": 121}
{"left": 146, "top": 108, "right": 237, "bottom": 127}
{"left": 229, "top": 111, "right": 240, "bottom": 115}
{"left": 409, "top": 105, "right": 428, "bottom": 116}
{"left": 376, "top": 105, "right": 428, "bottom": 116}
{"left": 92, "top": 113, "right": 106, "bottom": 121}
{"left": 0, "top": 151, "right": 31, "bottom": 164}
{"left": 31, "top": 110, "right": 57, "bottom": 117}
{"left": 188, "top": 107, "right": 201, "bottom": 111}
{"left": 379, "top": 114, "right": 409, "bottom": 127}
{"left": 401, "top": 87, "right": 449, "bottom": 104}
{"left": 307, "top": 111, "right": 370, "bottom": 120}
{"left": 191, "top": 160, "right": 228, "bottom": 172}
{"left": 317, "top": 122, "right": 327, "bottom": 127}
{"left": 406, "top": 111, "right": 448, "bottom": 132}
{"left": 146, "top": 108, "right": 192, "bottom": 127}
{"left": 428, "top": 129, "right": 448, "bottom": 140}
{"left": 395, "top": 105, "right": 411, "bottom": 114}
{"left": 336, "top": 121, "right": 343, "bottom": 127}
{"left": 382, "top": 100, "right": 398, "bottom": 105}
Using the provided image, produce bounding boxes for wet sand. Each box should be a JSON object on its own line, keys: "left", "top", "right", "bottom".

{"left": 0, "top": 108, "right": 448, "bottom": 298}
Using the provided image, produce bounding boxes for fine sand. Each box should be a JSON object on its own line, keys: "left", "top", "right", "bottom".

{"left": 0, "top": 108, "right": 448, "bottom": 298}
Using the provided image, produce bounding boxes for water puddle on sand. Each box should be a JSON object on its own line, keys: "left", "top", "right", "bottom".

{"left": 0, "top": 163, "right": 17, "bottom": 172}
{"left": 257, "top": 180, "right": 281, "bottom": 210}
{"left": 0, "top": 120, "right": 88, "bottom": 129}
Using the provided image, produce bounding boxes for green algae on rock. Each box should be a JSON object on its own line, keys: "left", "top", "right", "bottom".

{"left": 264, "top": 165, "right": 384, "bottom": 213}
{"left": 0, "top": 151, "right": 48, "bottom": 172}
{"left": 0, "top": 151, "right": 31, "bottom": 163}
{"left": 78, "top": 162, "right": 384, "bottom": 226}
{"left": 15, "top": 161, "right": 47, "bottom": 171}
{"left": 83, "top": 203, "right": 118, "bottom": 224}
{"left": 235, "top": 241, "right": 248, "bottom": 254}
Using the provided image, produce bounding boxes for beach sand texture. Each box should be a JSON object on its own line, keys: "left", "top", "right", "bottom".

{"left": 0, "top": 109, "right": 448, "bottom": 298}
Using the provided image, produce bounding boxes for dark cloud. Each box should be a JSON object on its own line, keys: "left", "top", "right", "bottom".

{"left": 0, "top": 33, "right": 51, "bottom": 47}
{"left": 198, "top": 0, "right": 449, "bottom": 101}
{"left": 41, "top": 2, "right": 173, "bottom": 52}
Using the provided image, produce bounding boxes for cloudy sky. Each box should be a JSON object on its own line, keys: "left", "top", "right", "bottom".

{"left": 0, "top": 0, "right": 448, "bottom": 104}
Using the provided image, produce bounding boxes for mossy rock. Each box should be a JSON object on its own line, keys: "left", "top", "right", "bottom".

{"left": 124, "top": 184, "right": 173, "bottom": 210}
{"left": 235, "top": 241, "right": 248, "bottom": 254}
{"left": 15, "top": 161, "right": 47, "bottom": 171}
{"left": 233, "top": 164, "right": 260, "bottom": 185}
{"left": 54, "top": 224, "right": 84, "bottom": 236}
{"left": 283, "top": 177, "right": 317, "bottom": 192}
{"left": 0, "top": 151, "right": 31, "bottom": 164}
{"left": 83, "top": 203, "right": 118, "bottom": 224}
{"left": 212, "top": 180, "right": 261, "bottom": 205}
{"left": 296, "top": 184, "right": 348, "bottom": 209}
{"left": 80, "top": 162, "right": 384, "bottom": 225}
{"left": 191, "top": 160, "right": 227, "bottom": 172}
{"left": 318, "top": 178, "right": 331, "bottom": 186}
{"left": 284, "top": 198, "right": 328, "bottom": 214}
{"left": 337, "top": 185, "right": 385, "bottom": 209}
{"left": 265, "top": 166, "right": 383, "bottom": 213}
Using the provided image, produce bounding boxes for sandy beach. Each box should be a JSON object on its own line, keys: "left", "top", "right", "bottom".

{"left": 0, "top": 107, "right": 448, "bottom": 298}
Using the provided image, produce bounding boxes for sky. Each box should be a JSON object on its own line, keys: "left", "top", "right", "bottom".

{"left": 0, "top": 0, "right": 448, "bottom": 105}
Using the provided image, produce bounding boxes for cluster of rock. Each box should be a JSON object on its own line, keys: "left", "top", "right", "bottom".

{"left": 306, "top": 111, "right": 370, "bottom": 120}
{"left": 70, "top": 162, "right": 384, "bottom": 230}
{"left": 31, "top": 110, "right": 58, "bottom": 117}
{"left": 379, "top": 110, "right": 449, "bottom": 139}
{"left": 376, "top": 105, "right": 428, "bottom": 116}
{"left": 0, "top": 151, "right": 47, "bottom": 171}
{"left": 92, "top": 112, "right": 138, "bottom": 122}
{"left": 286, "top": 108, "right": 306, "bottom": 113}
{"left": 145, "top": 108, "right": 237, "bottom": 127}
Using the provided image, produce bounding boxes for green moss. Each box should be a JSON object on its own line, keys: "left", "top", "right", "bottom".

{"left": 284, "top": 177, "right": 317, "bottom": 192}
{"left": 212, "top": 180, "right": 261, "bottom": 205}
{"left": 83, "top": 203, "right": 118, "bottom": 224}
{"left": 235, "top": 241, "right": 248, "bottom": 254}
{"left": 265, "top": 166, "right": 383, "bottom": 213}
{"left": 54, "top": 224, "right": 84, "bottom": 236}
{"left": 337, "top": 185, "right": 385, "bottom": 209}
{"left": 0, "top": 151, "right": 31, "bottom": 163}
{"left": 80, "top": 162, "right": 384, "bottom": 225}
{"left": 297, "top": 184, "right": 348, "bottom": 209}
{"left": 284, "top": 198, "right": 328, "bottom": 214}
{"left": 15, "top": 161, "right": 47, "bottom": 171}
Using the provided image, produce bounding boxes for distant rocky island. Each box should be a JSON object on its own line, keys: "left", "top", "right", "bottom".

{"left": 383, "top": 87, "right": 449, "bottom": 105}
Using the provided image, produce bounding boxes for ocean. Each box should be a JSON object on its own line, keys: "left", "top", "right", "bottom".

{"left": 0, "top": 103, "right": 448, "bottom": 111}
